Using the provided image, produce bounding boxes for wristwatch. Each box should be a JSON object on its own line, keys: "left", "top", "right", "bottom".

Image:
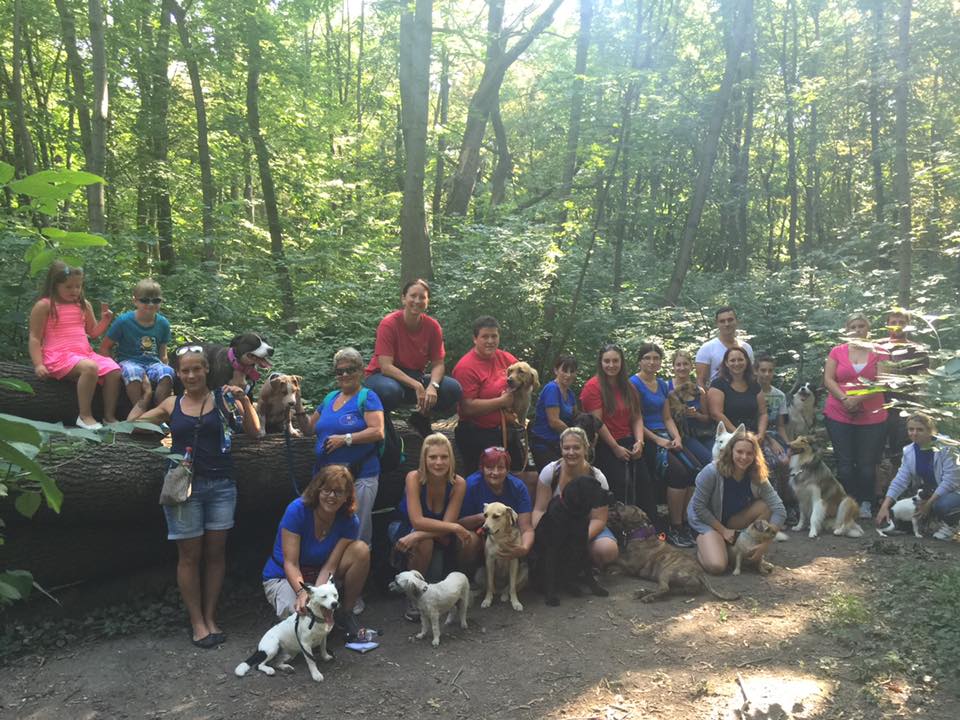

{"left": 430, "top": 381, "right": 440, "bottom": 390}
{"left": 345, "top": 433, "right": 353, "bottom": 446}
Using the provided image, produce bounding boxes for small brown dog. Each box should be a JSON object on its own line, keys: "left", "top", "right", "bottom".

{"left": 257, "top": 373, "right": 303, "bottom": 436}
{"left": 608, "top": 503, "right": 739, "bottom": 602}
{"left": 505, "top": 361, "right": 540, "bottom": 422}
{"left": 667, "top": 380, "right": 700, "bottom": 437}
{"left": 728, "top": 519, "right": 778, "bottom": 576}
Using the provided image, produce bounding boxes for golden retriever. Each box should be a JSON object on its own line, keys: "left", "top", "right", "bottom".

{"left": 505, "top": 361, "right": 539, "bottom": 423}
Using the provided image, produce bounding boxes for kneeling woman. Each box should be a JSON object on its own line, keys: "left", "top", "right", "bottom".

{"left": 687, "top": 431, "right": 786, "bottom": 575}
{"left": 261, "top": 465, "right": 370, "bottom": 638}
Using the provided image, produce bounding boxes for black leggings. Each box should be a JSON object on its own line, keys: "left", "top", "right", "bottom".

{"left": 642, "top": 431, "right": 699, "bottom": 491}
{"left": 824, "top": 417, "right": 887, "bottom": 503}
{"left": 594, "top": 436, "right": 657, "bottom": 521}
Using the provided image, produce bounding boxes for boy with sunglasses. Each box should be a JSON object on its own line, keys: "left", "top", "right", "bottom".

{"left": 100, "top": 278, "right": 175, "bottom": 416}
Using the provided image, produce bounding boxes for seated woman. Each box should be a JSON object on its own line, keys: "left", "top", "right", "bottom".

{"left": 459, "top": 446, "right": 535, "bottom": 568}
{"left": 390, "top": 433, "right": 474, "bottom": 620}
{"left": 687, "top": 431, "right": 785, "bottom": 575}
{"left": 295, "top": 347, "right": 384, "bottom": 550}
{"left": 876, "top": 412, "right": 959, "bottom": 537}
{"left": 363, "top": 279, "right": 462, "bottom": 436}
{"left": 532, "top": 427, "right": 619, "bottom": 567}
{"left": 668, "top": 349, "right": 713, "bottom": 466}
{"left": 631, "top": 343, "right": 700, "bottom": 548}
{"left": 529, "top": 354, "right": 580, "bottom": 471}
{"left": 707, "top": 346, "right": 767, "bottom": 436}
{"left": 261, "top": 465, "right": 370, "bottom": 639}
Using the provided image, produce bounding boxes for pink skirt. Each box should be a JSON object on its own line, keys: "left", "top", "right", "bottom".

{"left": 43, "top": 349, "right": 120, "bottom": 381}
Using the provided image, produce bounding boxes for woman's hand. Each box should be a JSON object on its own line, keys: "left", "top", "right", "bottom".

{"left": 100, "top": 302, "right": 114, "bottom": 324}
{"left": 324, "top": 434, "right": 347, "bottom": 453}
{"left": 668, "top": 436, "right": 683, "bottom": 450}
{"left": 394, "top": 533, "right": 416, "bottom": 555}
{"left": 720, "top": 526, "right": 736, "bottom": 544}
{"left": 612, "top": 444, "right": 631, "bottom": 461}
{"left": 34, "top": 363, "right": 50, "bottom": 379}
{"left": 454, "top": 524, "right": 473, "bottom": 545}
{"left": 654, "top": 435, "right": 671, "bottom": 449}
{"left": 630, "top": 438, "right": 644, "bottom": 458}
{"left": 875, "top": 506, "right": 891, "bottom": 526}
{"left": 419, "top": 384, "right": 438, "bottom": 413}
{"left": 914, "top": 499, "right": 933, "bottom": 519}
{"left": 841, "top": 396, "right": 862, "bottom": 414}
{"left": 294, "top": 587, "right": 309, "bottom": 615}
{"left": 746, "top": 540, "right": 772, "bottom": 563}
{"left": 499, "top": 387, "right": 516, "bottom": 408}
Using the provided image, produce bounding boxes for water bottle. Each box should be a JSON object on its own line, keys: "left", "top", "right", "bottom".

{"left": 223, "top": 391, "right": 243, "bottom": 426}
{"left": 182, "top": 446, "right": 194, "bottom": 467}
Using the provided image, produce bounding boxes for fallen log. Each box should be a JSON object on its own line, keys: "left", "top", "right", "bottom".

{"left": 0, "top": 360, "right": 107, "bottom": 423}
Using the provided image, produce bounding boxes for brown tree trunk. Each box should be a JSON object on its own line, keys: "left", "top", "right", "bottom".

{"left": 12, "top": 0, "right": 38, "bottom": 177}
{"left": 246, "top": 6, "right": 298, "bottom": 334}
{"left": 87, "top": 0, "right": 108, "bottom": 232}
{"left": 894, "top": 0, "right": 912, "bottom": 306}
{"left": 151, "top": 0, "right": 175, "bottom": 271}
{"left": 398, "top": 0, "right": 433, "bottom": 283}
{"left": 431, "top": 45, "right": 449, "bottom": 236}
{"left": 489, "top": 94, "right": 512, "bottom": 209}
{"left": 868, "top": 0, "right": 885, "bottom": 223}
{"left": 780, "top": 0, "right": 798, "bottom": 268}
{"left": 804, "top": 2, "right": 821, "bottom": 252}
{"left": 665, "top": 0, "right": 752, "bottom": 304}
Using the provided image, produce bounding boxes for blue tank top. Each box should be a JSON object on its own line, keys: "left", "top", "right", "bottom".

{"left": 170, "top": 393, "right": 232, "bottom": 477}
{"left": 630, "top": 375, "right": 669, "bottom": 431}
{"left": 398, "top": 480, "right": 453, "bottom": 522}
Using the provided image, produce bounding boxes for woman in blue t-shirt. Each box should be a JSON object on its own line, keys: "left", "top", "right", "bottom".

{"left": 297, "top": 347, "right": 385, "bottom": 548}
{"left": 262, "top": 465, "right": 370, "bottom": 638}
{"left": 530, "top": 354, "right": 579, "bottom": 471}
{"left": 630, "top": 343, "right": 699, "bottom": 548}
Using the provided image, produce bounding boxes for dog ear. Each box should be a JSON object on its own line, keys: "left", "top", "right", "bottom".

{"left": 482, "top": 503, "right": 489, "bottom": 513}
{"left": 299, "top": 581, "right": 313, "bottom": 595}
{"left": 716, "top": 421, "right": 726, "bottom": 437}
{"left": 508, "top": 508, "right": 518, "bottom": 525}
{"left": 530, "top": 367, "right": 540, "bottom": 389}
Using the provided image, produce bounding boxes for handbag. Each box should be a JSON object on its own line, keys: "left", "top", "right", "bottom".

{"left": 159, "top": 395, "right": 206, "bottom": 506}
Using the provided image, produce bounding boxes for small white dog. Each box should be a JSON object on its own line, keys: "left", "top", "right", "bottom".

{"left": 389, "top": 570, "right": 470, "bottom": 647}
{"left": 877, "top": 488, "right": 934, "bottom": 538}
{"left": 712, "top": 422, "right": 746, "bottom": 461}
{"left": 235, "top": 579, "right": 338, "bottom": 682}
{"left": 480, "top": 502, "right": 527, "bottom": 611}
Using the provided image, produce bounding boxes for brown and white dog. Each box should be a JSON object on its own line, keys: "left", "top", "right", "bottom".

{"left": 478, "top": 502, "right": 527, "bottom": 611}
{"left": 667, "top": 380, "right": 700, "bottom": 437}
{"left": 785, "top": 382, "right": 817, "bottom": 441}
{"left": 505, "top": 361, "right": 540, "bottom": 423}
{"left": 257, "top": 373, "right": 303, "bottom": 436}
{"left": 788, "top": 436, "right": 863, "bottom": 538}
{"left": 729, "top": 519, "right": 778, "bottom": 576}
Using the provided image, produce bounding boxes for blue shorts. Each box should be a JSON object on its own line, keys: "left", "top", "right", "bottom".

{"left": 593, "top": 527, "right": 615, "bottom": 544}
{"left": 120, "top": 360, "right": 175, "bottom": 386}
{"left": 163, "top": 476, "right": 236, "bottom": 540}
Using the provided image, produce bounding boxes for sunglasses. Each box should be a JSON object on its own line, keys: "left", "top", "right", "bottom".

{"left": 318, "top": 487, "right": 346, "bottom": 499}
{"left": 61, "top": 265, "right": 84, "bottom": 278}
{"left": 138, "top": 297, "right": 163, "bottom": 305}
{"left": 480, "top": 446, "right": 509, "bottom": 463}
{"left": 176, "top": 345, "right": 204, "bottom": 356}
{"left": 334, "top": 367, "right": 360, "bottom": 377}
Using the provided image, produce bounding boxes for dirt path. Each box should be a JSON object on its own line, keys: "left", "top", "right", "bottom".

{"left": 4, "top": 530, "right": 959, "bottom": 720}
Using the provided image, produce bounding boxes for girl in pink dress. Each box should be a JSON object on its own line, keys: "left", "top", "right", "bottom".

{"left": 28, "top": 261, "right": 121, "bottom": 430}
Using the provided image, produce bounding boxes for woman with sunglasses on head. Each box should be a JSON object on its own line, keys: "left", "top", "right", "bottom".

{"left": 128, "top": 345, "right": 261, "bottom": 649}
{"left": 294, "top": 348, "right": 385, "bottom": 558}
{"left": 261, "top": 465, "right": 370, "bottom": 639}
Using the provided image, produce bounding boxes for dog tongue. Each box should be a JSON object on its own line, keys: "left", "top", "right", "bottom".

{"left": 323, "top": 608, "right": 334, "bottom": 625}
{"left": 257, "top": 357, "right": 272, "bottom": 369}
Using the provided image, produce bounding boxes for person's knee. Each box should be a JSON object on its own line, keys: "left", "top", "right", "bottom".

{"left": 701, "top": 559, "right": 728, "bottom": 575}
{"left": 76, "top": 359, "right": 98, "bottom": 376}
{"left": 591, "top": 539, "right": 619, "bottom": 567}
{"left": 347, "top": 539, "right": 371, "bottom": 566}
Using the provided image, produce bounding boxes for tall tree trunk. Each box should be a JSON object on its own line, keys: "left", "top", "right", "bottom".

{"left": 11, "top": 0, "right": 37, "bottom": 177}
{"left": 431, "top": 44, "right": 449, "bottom": 236}
{"left": 133, "top": 5, "right": 154, "bottom": 267}
{"left": 558, "top": 0, "right": 594, "bottom": 215}
{"left": 397, "top": 0, "right": 433, "bottom": 283}
{"left": 735, "top": 23, "right": 756, "bottom": 273}
{"left": 171, "top": 0, "right": 216, "bottom": 262}
{"left": 87, "top": 0, "right": 107, "bottom": 232}
{"left": 868, "top": 0, "right": 885, "bottom": 223}
{"left": 445, "top": 0, "right": 564, "bottom": 216}
{"left": 151, "top": 0, "right": 174, "bottom": 271}
{"left": 489, "top": 94, "right": 512, "bottom": 209}
{"left": 803, "top": 1, "right": 821, "bottom": 252}
{"left": 665, "top": 0, "right": 752, "bottom": 304}
{"left": 779, "top": 0, "right": 798, "bottom": 268}
{"left": 893, "top": 0, "right": 912, "bottom": 306}
{"left": 246, "top": 6, "right": 298, "bottom": 334}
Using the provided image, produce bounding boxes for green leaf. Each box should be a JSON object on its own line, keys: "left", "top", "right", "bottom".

{"left": 0, "top": 414, "right": 102, "bottom": 442}
{"left": 29, "top": 248, "right": 57, "bottom": 276}
{"left": 0, "top": 579, "right": 23, "bottom": 601}
{"left": 944, "top": 357, "right": 960, "bottom": 376}
{"left": 0, "top": 440, "right": 62, "bottom": 512}
{"left": 0, "top": 378, "right": 34, "bottom": 394}
{"left": 0, "top": 417, "right": 42, "bottom": 446}
{"left": 0, "top": 161, "right": 14, "bottom": 185}
{"left": 41, "top": 228, "right": 109, "bottom": 248}
{"left": 14, "top": 491, "right": 42, "bottom": 518}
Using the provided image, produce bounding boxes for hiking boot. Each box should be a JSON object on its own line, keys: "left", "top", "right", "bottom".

{"left": 336, "top": 610, "right": 362, "bottom": 640}
{"left": 408, "top": 412, "right": 433, "bottom": 438}
{"left": 859, "top": 501, "right": 873, "bottom": 520}
{"left": 666, "top": 526, "right": 695, "bottom": 548}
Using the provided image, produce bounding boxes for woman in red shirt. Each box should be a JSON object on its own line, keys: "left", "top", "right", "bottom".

{"left": 580, "top": 344, "right": 654, "bottom": 518}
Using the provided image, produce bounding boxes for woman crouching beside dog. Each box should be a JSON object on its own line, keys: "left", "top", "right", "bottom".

{"left": 687, "top": 431, "right": 786, "bottom": 575}
{"left": 389, "top": 433, "right": 475, "bottom": 621}
{"left": 261, "top": 465, "right": 370, "bottom": 639}
{"left": 532, "top": 427, "right": 619, "bottom": 567}
{"left": 128, "top": 346, "right": 261, "bottom": 649}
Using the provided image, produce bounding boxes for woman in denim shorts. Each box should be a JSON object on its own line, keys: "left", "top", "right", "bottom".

{"left": 129, "top": 346, "right": 261, "bottom": 648}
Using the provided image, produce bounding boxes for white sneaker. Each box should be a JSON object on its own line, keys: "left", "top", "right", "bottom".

{"left": 352, "top": 596, "right": 365, "bottom": 615}
{"left": 76, "top": 416, "right": 103, "bottom": 431}
{"left": 859, "top": 501, "right": 872, "bottom": 519}
{"left": 933, "top": 524, "right": 956, "bottom": 541}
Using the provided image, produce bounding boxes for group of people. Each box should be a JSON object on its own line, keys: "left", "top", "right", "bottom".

{"left": 27, "top": 262, "right": 957, "bottom": 650}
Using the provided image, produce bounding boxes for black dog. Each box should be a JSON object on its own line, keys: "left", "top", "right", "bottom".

{"left": 572, "top": 412, "right": 604, "bottom": 449}
{"left": 533, "top": 474, "right": 610, "bottom": 606}
{"left": 173, "top": 333, "right": 274, "bottom": 396}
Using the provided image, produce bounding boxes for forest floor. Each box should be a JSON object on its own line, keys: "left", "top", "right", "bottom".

{"left": 3, "top": 524, "right": 960, "bottom": 720}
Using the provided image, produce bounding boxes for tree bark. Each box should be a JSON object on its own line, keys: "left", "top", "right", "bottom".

{"left": 12, "top": 0, "right": 38, "bottom": 177}
{"left": 803, "top": 2, "right": 821, "bottom": 252}
{"left": 664, "top": 0, "right": 752, "bottom": 304}
{"left": 431, "top": 44, "right": 450, "bottom": 236}
{"left": 398, "top": 0, "right": 434, "bottom": 283}
{"left": 445, "top": 0, "right": 564, "bottom": 216}
{"left": 779, "top": 0, "right": 798, "bottom": 268}
{"left": 489, "top": 94, "right": 512, "bottom": 208}
{"left": 558, "top": 0, "right": 594, "bottom": 214}
{"left": 151, "top": 0, "right": 175, "bottom": 271}
{"left": 87, "top": 0, "right": 108, "bottom": 232}
{"left": 893, "top": 0, "right": 912, "bottom": 306}
{"left": 171, "top": 0, "right": 217, "bottom": 262}
{"left": 246, "top": 6, "right": 299, "bottom": 334}
{"left": 868, "top": 0, "right": 885, "bottom": 223}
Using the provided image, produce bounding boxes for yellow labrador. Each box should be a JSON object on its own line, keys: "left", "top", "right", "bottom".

{"left": 480, "top": 502, "right": 527, "bottom": 611}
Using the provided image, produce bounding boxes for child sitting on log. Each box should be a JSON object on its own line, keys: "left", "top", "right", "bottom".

{"left": 99, "top": 278, "right": 175, "bottom": 418}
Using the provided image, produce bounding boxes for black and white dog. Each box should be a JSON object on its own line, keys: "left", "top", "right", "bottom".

{"left": 786, "top": 382, "right": 817, "bottom": 441}
{"left": 205, "top": 333, "right": 274, "bottom": 395}
{"left": 877, "top": 488, "right": 934, "bottom": 538}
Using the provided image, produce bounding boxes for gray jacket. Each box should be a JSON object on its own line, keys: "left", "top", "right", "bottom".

{"left": 886, "top": 442, "right": 958, "bottom": 501}
{"left": 687, "top": 462, "right": 786, "bottom": 530}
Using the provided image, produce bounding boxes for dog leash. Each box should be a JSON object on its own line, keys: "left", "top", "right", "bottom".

{"left": 283, "top": 409, "right": 300, "bottom": 497}
{"left": 294, "top": 610, "right": 321, "bottom": 663}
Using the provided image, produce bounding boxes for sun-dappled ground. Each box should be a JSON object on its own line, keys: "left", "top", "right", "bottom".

{"left": 3, "top": 528, "right": 959, "bottom": 720}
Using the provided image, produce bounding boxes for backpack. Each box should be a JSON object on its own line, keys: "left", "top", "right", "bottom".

{"left": 320, "top": 388, "right": 405, "bottom": 476}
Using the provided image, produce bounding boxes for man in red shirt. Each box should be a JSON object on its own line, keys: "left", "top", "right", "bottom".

{"left": 452, "top": 316, "right": 525, "bottom": 475}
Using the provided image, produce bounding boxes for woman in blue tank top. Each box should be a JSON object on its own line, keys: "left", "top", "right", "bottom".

{"left": 129, "top": 347, "right": 261, "bottom": 649}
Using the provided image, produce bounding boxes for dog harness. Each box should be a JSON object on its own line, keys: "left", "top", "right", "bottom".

{"left": 294, "top": 608, "right": 325, "bottom": 663}
{"left": 227, "top": 347, "right": 262, "bottom": 382}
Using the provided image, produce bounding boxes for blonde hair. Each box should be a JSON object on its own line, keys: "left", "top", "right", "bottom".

{"left": 844, "top": 312, "right": 870, "bottom": 330}
{"left": 716, "top": 431, "right": 769, "bottom": 485}
{"left": 417, "top": 433, "right": 456, "bottom": 485}
{"left": 133, "top": 278, "right": 162, "bottom": 298}
{"left": 671, "top": 349, "right": 694, "bottom": 366}
{"left": 907, "top": 412, "right": 936, "bottom": 433}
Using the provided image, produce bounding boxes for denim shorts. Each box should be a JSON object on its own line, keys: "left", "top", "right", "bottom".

{"left": 120, "top": 360, "right": 175, "bottom": 386}
{"left": 163, "top": 475, "right": 237, "bottom": 540}
{"left": 593, "top": 526, "right": 615, "bottom": 544}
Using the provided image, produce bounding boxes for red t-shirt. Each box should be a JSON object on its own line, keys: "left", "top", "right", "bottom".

{"left": 365, "top": 310, "right": 446, "bottom": 376}
{"left": 452, "top": 348, "right": 518, "bottom": 429}
{"left": 580, "top": 375, "right": 636, "bottom": 440}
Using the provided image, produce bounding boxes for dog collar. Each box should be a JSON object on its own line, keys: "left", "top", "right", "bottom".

{"left": 228, "top": 347, "right": 261, "bottom": 382}
{"left": 628, "top": 526, "right": 659, "bottom": 541}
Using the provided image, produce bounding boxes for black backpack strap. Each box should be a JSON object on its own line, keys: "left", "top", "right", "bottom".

{"left": 551, "top": 462, "right": 562, "bottom": 493}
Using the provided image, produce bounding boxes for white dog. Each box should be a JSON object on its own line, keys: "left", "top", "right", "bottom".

{"left": 712, "top": 422, "right": 746, "bottom": 461}
{"left": 235, "top": 579, "right": 338, "bottom": 682}
{"left": 877, "top": 488, "right": 934, "bottom": 538}
{"left": 480, "top": 502, "right": 527, "bottom": 611}
{"left": 389, "top": 570, "right": 470, "bottom": 647}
